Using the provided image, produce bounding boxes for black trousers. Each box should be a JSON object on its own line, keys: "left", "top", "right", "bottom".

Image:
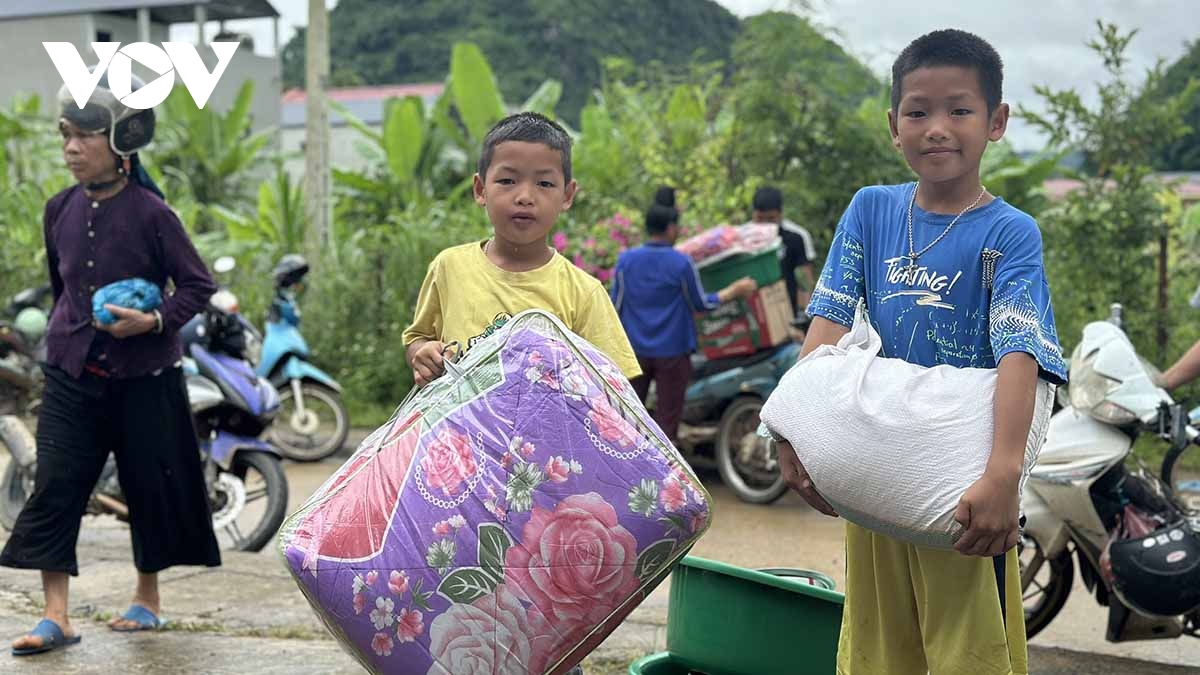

{"left": 630, "top": 354, "right": 694, "bottom": 444}
{"left": 0, "top": 364, "right": 220, "bottom": 575}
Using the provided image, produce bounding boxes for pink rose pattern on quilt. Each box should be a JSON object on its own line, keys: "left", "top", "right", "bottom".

{"left": 281, "top": 319, "right": 711, "bottom": 674}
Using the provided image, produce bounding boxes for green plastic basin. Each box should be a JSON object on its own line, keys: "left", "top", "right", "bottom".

{"left": 628, "top": 652, "right": 689, "bottom": 674}
{"left": 659, "top": 556, "right": 844, "bottom": 675}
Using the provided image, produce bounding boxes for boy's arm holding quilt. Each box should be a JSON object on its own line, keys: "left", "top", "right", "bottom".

{"left": 403, "top": 256, "right": 447, "bottom": 387}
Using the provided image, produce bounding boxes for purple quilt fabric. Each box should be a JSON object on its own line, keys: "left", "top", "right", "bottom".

{"left": 279, "top": 310, "right": 712, "bottom": 674}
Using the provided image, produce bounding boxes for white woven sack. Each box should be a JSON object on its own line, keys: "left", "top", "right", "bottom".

{"left": 760, "top": 302, "right": 1053, "bottom": 549}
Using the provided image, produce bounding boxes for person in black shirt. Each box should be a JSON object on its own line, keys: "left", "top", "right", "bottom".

{"left": 751, "top": 186, "right": 816, "bottom": 318}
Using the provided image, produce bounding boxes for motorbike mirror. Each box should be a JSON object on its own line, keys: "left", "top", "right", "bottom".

{"left": 1055, "top": 385, "right": 1070, "bottom": 410}
{"left": 214, "top": 257, "right": 236, "bottom": 274}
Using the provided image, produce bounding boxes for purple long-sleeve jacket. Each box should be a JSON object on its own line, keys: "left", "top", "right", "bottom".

{"left": 43, "top": 183, "right": 216, "bottom": 379}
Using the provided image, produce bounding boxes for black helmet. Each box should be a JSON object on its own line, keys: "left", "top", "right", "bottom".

{"left": 1105, "top": 518, "right": 1200, "bottom": 617}
{"left": 57, "top": 68, "right": 156, "bottom": 157}
{"left": 272, "top": 254, "right": 310, "bottom": 289}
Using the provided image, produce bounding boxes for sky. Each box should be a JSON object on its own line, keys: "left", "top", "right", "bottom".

{"left": 171, "top": 0, "right": 1197, "bottom": 151}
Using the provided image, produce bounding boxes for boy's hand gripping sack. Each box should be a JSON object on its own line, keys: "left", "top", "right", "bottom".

{"left": 760, "top": 302, "right": 1053, "bottom": 549}
{"left": 279, "top": 310, "right": 712, "bottom": 674}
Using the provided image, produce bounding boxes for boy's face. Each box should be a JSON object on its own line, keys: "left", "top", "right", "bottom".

{"left": 753, "top": 208, "right": 782, "bottom": 224}
{"left": 474, "top": 141, "right": 577, "bottom": 248}
{"left": 888, "top": 66, "right": 1008, "bottom": 186}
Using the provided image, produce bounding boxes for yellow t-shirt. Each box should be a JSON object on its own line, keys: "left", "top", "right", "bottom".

{"left": 403, "top": 241, "right": 642, "bottom": 379}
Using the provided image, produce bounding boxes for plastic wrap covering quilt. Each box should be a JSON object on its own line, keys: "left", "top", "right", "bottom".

{"left": 676, "top": 224, "right": 782, "bottom": 270}
{"left": 760, "top": 302, "right": 1054, "bottom": 549}
{"left": 278, "top": 310, "right": 712, "bottom": 674}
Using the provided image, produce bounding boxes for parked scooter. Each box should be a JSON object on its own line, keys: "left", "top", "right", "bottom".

{"left": 0, "top": 286, "right": 290, "bottom": 552}
{"left": 180, "top": 287, "right": 290, "bottom": 551}
{"left": 675, "top": 340, "right": 800, "bottom": 504}
{"left": 1020, "top": 303, "right": 1200, "bottom": 642}
{"left": 254, "top": 255, "right": 349, "bottom": 462}
{"left": 0, "top": 291, "right": 47, "bottom": 528}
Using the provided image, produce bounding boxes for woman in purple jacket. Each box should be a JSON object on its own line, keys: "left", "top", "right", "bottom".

{"left": 4, "top": 74, "right": 221, "bottom": 656}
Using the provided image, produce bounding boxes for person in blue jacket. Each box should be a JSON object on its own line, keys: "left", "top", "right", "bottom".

{"left": 611, "top": 204, "right": 756, "bottom": 444}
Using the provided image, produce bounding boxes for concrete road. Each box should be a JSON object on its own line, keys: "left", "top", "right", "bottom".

{"left": 0, "top": 449, "right": 1196, "bottom": 674}
{"left": 279, "top": 455, "right": 1200, "bottom": 672}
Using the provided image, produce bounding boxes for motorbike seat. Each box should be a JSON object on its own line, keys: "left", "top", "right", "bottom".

{"left": 693, "top": 344, "right": 787, "bottom": 380}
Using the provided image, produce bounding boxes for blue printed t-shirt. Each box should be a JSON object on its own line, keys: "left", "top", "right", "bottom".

{"left": 807, "top": 183, "right": 1067, "bottom": 384}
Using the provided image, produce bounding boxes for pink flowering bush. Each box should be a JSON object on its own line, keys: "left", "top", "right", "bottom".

{"left": 556, "top": 211, "right": 708, "bottom": 286}
{"left": 555, "top": 212, "right": 641, "bottom": 285}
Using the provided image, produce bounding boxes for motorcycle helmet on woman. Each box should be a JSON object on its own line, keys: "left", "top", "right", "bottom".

{"left": 57, "top": 68, "right": 160, "bottom": 196}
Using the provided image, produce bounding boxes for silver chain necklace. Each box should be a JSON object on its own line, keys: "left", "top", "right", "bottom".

{"left": 902, "top": 182, "right": 986, "bottom": 280}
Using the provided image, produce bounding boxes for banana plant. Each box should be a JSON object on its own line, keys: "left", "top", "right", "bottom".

{"left": 332, "top": 41, "right": 562, "bottom": 219}
{"left": 0, "top": 94, "right": 69, "bottom": 295}
{"left": 152, "top": 80, "right": 273, "bottom": 220}
{"left": 981, "top": 142, "right": 1068, "bottom": 216}
{"left": 210, "top": 161, "right": 306, "bottom": 255}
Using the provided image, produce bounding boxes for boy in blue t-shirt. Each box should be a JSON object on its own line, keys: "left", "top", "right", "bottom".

{"left": 777, "top": 29, "right": 1068, "bottom": 674}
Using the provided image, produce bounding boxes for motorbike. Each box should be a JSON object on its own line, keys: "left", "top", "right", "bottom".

{"left": 252, "top": 254, "right": 349, "bottom": 462}
{"left": 674, "top": 339, "right": 800, "bottom": 504}
{"left": 0, "top": 285, "right": 290, "bottom": 552}
{"left": 1020, "top": 302, "right": 1200, "bottom": 642}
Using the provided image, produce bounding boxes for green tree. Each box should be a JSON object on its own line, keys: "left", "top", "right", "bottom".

{"left": 979, "top": 142, "right": 1065, "bottom": 217}
{"left": 0, "top": 95, "right": 71, "bottom": 300}
{"left": 1151, "top": 39, "right": 1200, "bottom": 171}
{"left": 1022, "top": 22, "right": 1198, "bottom": 362}
{"left": 733, "top": 12, "right": 880, "bottom": 109}
{"left": 281, "top": 0, "right": 740, "bottom": 123}
{"left": 151, "top": 81, "right": 273, "bottom": 228}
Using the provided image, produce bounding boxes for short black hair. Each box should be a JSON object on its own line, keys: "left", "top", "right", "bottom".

{"left": 477, "top": 111, "right": 573, "bottom": 182}
{"left": 653, "top": 186, "right": 676, "bottom": 208}
{"left": 891, "top": 29, "right": 1003, "bottom": 115}
{"left": 645, "top": 204, "right": 679, "bottom": 235}
{"left": 752, "top": 186, "right": 783, "bottom": 212}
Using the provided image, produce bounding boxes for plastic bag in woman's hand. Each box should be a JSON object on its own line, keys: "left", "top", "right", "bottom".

{"left": 92, "top": 278, "right": 162, "bottom": 325}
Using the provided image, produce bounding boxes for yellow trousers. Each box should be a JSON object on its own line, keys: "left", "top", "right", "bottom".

{"left": 837, "top": 522, "right": 1028, "bottom": 675}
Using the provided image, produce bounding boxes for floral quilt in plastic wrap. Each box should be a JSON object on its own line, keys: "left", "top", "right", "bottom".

{"left": 278, "top": 309, "right": 712, "bottom": 674}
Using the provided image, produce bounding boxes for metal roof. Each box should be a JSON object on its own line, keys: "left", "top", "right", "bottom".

{"left": 0, "top": 0, "right": 279, "bottom": 23}
{"left": 281, "top": 84, "right": 447, "bottom": 129}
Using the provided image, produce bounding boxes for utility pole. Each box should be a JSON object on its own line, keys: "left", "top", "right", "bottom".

{"left": 304, "top": 0, "right": 332, "bottom": 255}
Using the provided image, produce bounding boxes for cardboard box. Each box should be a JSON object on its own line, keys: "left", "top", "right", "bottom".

{"left": 695, "top": 280, "right": 793, "bottom": 359}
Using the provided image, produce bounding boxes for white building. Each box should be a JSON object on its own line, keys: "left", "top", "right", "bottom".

{"left": 0, "top": 0, "right": 282, "bottom": 133}
{"left": 279, "top": 83, "right": 446, "bottom": 176}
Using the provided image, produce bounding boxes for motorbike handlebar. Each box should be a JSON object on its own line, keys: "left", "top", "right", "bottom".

{"left": 1158, "top": 402, "right": 1194, "bottom": 489}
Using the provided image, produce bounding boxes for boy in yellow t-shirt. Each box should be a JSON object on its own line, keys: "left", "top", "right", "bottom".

{"left": 403, "top": 112, "right": 640, "bottom": 386}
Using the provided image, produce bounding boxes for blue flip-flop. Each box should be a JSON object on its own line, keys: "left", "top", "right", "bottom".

{"left": 110, "top": 604, "right": 164, "bottom": 632}
{"left": 11, "top": 618, "right": 81, "bottom": 656}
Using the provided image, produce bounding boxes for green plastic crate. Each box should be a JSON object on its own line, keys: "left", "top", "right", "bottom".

{"left": 698, "top": 246, "right": 782, "bottom": 291}
{"left": 629, "top": 556, "right": 844, "bottom": 675}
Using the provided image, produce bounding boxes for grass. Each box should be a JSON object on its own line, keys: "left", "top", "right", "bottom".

{"left": 1131, "top": 433, "right": 1200, "bottom": 478}
{"left": 344, "top": 399, "right": 401, "bottom": 430}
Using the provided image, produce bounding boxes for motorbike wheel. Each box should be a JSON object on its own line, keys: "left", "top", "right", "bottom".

{"left": 215, "top": 452, "right": 288, "bottom": 552}
{"left": 0, "top": 461, "right": 34, "bottom": 531}
{"left": 1019, "top": 535, "right": 1074, "bottom": 639}
{"left": 715, "top": 397, "right": 788, "bottom": 505}
{"left": 271, "top": 382, "right": 350, "bottom": 462}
